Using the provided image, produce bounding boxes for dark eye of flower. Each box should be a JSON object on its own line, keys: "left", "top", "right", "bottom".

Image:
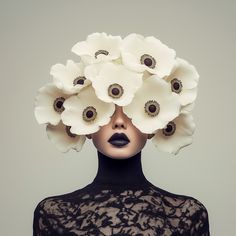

{"left": 82, "top": 106, "right": 97, "bottom": 122}
{"left": 171, "top": 78, "right": 183, "bottom": 94}
{"left": 53, "top": 97, "right": 65, "bottom": 113}
{"left": 144, "top": 100, "right": 160, "bottom": 117}
{"left": 65, "top": 126, "right": 77, "bottom": 138}
{"left": 140, "top": 54, "right": 156, "bottom": 69}
{"left": 94, "top": 50, "right": 109, "bottom": 59}
{"left": 162, "top": 121, "right": 176, "bottom": 136}
{"left": 108, "top": 83, "right": 124, "bottom": 98}
{"left": 73, "top": 76, "right": 86, "bottom": 86}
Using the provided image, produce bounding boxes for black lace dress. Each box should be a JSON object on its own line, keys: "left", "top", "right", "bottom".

{"left": 33, "top": 151, "right": 210, "bottom": 236}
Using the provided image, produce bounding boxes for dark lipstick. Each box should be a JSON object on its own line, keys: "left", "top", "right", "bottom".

{"left": 108, "top": 133, "right": 130, "bottom": 147}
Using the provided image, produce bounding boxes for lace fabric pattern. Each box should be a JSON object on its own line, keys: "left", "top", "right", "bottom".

{"left": 33, "top": 184, "right": 210, "bottom": 236}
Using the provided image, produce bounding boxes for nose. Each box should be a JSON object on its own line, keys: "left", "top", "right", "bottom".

{"left": 111, "top": 105, "right": 128, "bottom": 130}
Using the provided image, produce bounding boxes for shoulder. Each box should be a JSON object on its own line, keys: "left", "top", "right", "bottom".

{"left": 33, "top": 185, "right": 90, "bottom": 215}
{"left": 158, "top": 186, "right": 209, "bottom": 218}
{"left": 150, "top": 185, "right": 210, "bottom": 234}
{"left": 151, "top": 184, "right": 208, "bottom": 213}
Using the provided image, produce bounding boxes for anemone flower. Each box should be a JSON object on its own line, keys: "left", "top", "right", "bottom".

{"left": 164, "top": 58, "right": 199, "bottom": 106}
{"left": 151, "top": 112, "right": 196, "bottom": 155}
{"left": 123, "top": 74, "right": 181, "bottom": 134}
{"left": 121, "top": 33, "right": 176, "bottom": 78}
{"left": 84, "top": 62, "right": 143, "bottom": 106}
{"left": 61, "top": 85, "right": 115, "bottom": 135}
{"left": 71, "top": 32, "right": 122, "bottom": 64}
{"left": 34, "top": 83, "right": 71, "bottom": 125}
{"left": 46, "top": 121, "right": 86, "bottom": 153}
{"left": 50, "top": 60, "right": 91, "bottom": 94}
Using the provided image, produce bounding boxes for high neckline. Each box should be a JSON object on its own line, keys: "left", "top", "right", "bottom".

{"left": 90, "top": 151, "right": 151, "bottom": 188}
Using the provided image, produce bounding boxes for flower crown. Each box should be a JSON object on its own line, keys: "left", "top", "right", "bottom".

{"left": 34, "top": 32, "right": 199, "bottom": 155}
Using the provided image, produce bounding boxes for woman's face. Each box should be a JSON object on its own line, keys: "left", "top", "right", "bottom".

{"left": 87, "top": 105, "right": 154, "bottom": 159}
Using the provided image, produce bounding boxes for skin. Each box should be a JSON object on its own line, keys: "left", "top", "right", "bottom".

{"left": 86, "top": 105, "right": 154, "bottom": 159}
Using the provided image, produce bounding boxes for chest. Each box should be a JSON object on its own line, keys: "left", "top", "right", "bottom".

{"left": 49, "top": 190, "right": 189, "bottom": 236}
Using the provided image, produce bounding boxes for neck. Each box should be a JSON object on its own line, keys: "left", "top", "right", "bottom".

{"left": 91, "top": 151, "right": 149, "bottom": 187}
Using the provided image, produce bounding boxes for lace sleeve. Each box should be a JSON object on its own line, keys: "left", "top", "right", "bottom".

{"left": 33, "top": 200, "right": 53, "bottom": 236}
{"left": 188, "top": 198, "right": 210, "bottom": 236}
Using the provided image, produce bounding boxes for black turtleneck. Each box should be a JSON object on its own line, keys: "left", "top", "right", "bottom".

{"left": 33, "top": 150, "right": 210, "bottom": 235}
{"left": 90, "top": 150, "right": 150, "bottom": 187}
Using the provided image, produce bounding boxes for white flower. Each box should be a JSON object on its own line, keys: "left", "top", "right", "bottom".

{"left": 151, "top": 112, "right": 196, "bottom": 155}
{"left": 121, "top": 33, "right": 176, "bottom": 77}
{"left": 50, "top": 60, "right": 91, "bottom": 94}
{"left": 46, "top": 121, "right": 86, "bottom": 153}
{"left": 34, "top": 83, "right": 71, "bottom": 125}
{"left": 164, "top": 58, "right": 199, "bottom": 106}
{"left": 71, "top": 32, "right": 122, "bottom": 64}
{"left": 84, "top": 62, "right": 143, "bottom": 106}
{"left": 123, "top": 75, "right": 181, "bottom": 134}
{"left": 61, "top": 85, "right": 115, "bottom": 135}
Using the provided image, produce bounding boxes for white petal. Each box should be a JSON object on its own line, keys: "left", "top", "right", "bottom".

{"left": 151, "top": 112, "right": 195, "bottom": 155}
{"left": 121, "top": 33, "right": 176, "bottom": 78}
{"left": 71, "top": 32, "right": 122, "bottom": 64}
{"left": 123, "top": 75, "right": 181, "bottom": 133}
{"left": 61, "top": 85, "right": 115, "bottom": 135}
{"left": 50, "top": 60, "right": 91, "bottom": 94}
{"left": 166, "top": 58, "right": 199, "bottom": 89}
{"left": 85, "top": 62, "right": 143, "bottom": 106}
{"left": 46, "top": 121, "right": 86, "bottom": 153}
{"left": 34, "top": 83, "right": 70, "bottom": 125}
{"left": 179, "top": 87, "right": 198, "bottom": 106}
{"left": 181, "top": 102, "right": 195, "bottom": 113}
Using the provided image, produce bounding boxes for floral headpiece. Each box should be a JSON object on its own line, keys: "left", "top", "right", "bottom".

{"left": 34, "top": 32, "right": 199, "bottom": 155}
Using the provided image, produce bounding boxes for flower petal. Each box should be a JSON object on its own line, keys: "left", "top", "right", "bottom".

{"left": 46, "top": 121, "right": 86, "bottom": 153}
{"left": 164, "top": 58, "right": 199, "bottom": 106}
{"left": 151, "top": 112, "right": 196, "bottom": 155}
{"left": 85, "top": 62, "right": 143, "bottom": 106}
{"left": 71, "top": 32, "right": 122, "bottom": 64}
{"left": 50, "top": 60, "right": 91, "bottom": 94}
{"left": 181, "top": 102, "right": 195, "bottom": 113}
{"left": 34, "top": 83, "right": 70, "bottom": 125}
{"left": 61, "top": 85, "right": 115, "bottom": 135}
{"left": 121, "top": 33, "right": 176, "bottom": 77}
{"left": 123, "top": 75, "right": 181, "bottom": 133}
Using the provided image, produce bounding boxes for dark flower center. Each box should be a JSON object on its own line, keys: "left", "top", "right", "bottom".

{"left": 73, "top": 76, "right": 86, "bottom": 86}
{"left": 94, "top": 49, "right": 109, "bottom": 59}
{"left": 144, "top": 100, "right": 160, "bottom": 117}
{"left": 162, "top": 121, "right": 176, "bottom": 136}
{"left": 53, "top": 97, "right": 65, "bottom": 113}
{"left": 82, "top": 106, "right": 97, "bottom": 122}
{"left": 171, "top": 78, "right": 183, "bottom": 94}
{"left": 140, "top": 54, "right": 156, "bottom": 69}
{"left": 108, "top": 83, "right": 124, "bottom": 98}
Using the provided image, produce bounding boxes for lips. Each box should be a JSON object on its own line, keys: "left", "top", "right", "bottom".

{"left": 108, "top": 133, "right": 130, "bottom": 147}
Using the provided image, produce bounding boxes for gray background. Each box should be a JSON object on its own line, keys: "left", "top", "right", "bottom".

{"left": 1, "top": 0, "right": 235, "bottom": 235}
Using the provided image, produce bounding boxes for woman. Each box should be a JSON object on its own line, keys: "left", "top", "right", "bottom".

{"left": 33, "top": 33, "right": 210, "bottom": 235}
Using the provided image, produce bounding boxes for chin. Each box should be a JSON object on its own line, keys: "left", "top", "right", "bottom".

{"left": 104, "top": 145, "right": 137, "bottom": 159}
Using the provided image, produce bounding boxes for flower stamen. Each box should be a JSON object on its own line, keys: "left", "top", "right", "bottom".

{"left": 82, "top": 106, "right": 97, "bottom": 122}
{"left": 140, "top": 54, "right": 156, "bottom": 69}
{"left": 171, "top": 78, "right": 183, "bottom": 94}
{"left": 108, "top": 83, "right": 124, "bottom": 98}
{"left": 53, "top": 97, "right": 65, "bottom": 113}
{"left": 94, "top": 50, "right": 109, "bottom": 59}
{"left": 144, "top": 100, "right": 160, "bottom": 117}
{"left": 162, "top": 121, "right": 176, "bottom": 136}
{"left": 73, "top": 76, "right": 86, "bottom": 86}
